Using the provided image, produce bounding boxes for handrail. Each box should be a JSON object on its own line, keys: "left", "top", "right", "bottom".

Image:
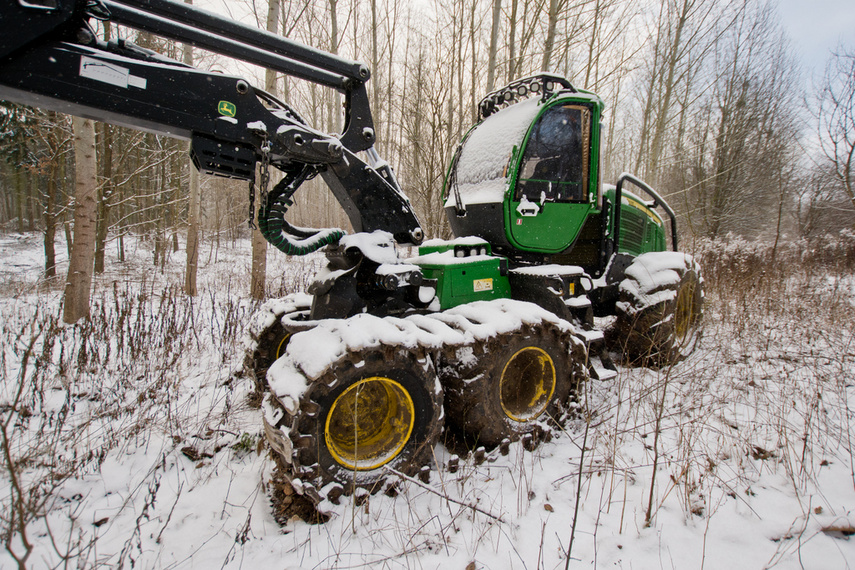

{"left": 614, "top": 173, "right": 678, "bottom": 252}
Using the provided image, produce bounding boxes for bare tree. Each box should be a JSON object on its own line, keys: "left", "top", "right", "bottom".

{"left": 486, "top": 0, "right": 502, "bottom": 92}
{"left": 182, "top": 0, "right": 202, "bottom": 296}
{"left": 816, "top": 46, "right": 855, "bottom": 215}
{"left": 41, "top": 113, "right": 72, "bottom": 280}
{"left": 249, "top": 0, "right": 283, "bottom": 301}
{"left": 793, "top": 165, "right": 855, "bottom": 237}
{"left": 633, "top": 0, "right": 725, "bottom": 183}
{"left": 63, "top": 116, "right": 98, "bottom": 324}
{"left": 682, "top": 1, "right": 801, "bottom": 239}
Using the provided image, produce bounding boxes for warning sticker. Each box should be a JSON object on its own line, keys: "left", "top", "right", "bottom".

{"left": 473, "top": 278, "right": 493, "bottom": 292}
{"left": 80, "top": 56, "right": 147, "bottom": 89}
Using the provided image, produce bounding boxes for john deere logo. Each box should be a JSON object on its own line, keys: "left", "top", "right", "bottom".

{"left": 218, "top": 101, "right": 236, "bottom": 117}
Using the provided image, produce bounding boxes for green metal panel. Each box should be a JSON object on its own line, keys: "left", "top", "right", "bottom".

{"left": 602, "top": 187, "right": 667, "bottom": 255}
{"left": 410, "top": 240, "right": 511, "bottom": 310}
{"left": 507, "top": 201, "right": 594, "bottom": 252}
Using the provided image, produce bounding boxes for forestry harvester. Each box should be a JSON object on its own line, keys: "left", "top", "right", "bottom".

{"left": 1, "top": 0, "right": 702, "bottom": 518}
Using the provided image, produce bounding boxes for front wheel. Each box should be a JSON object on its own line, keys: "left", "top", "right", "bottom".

{"left": 283, "top": 347, "right": 443, "bottom": 498}
{"left": 245, "top": 294, "right": 312, "bottom": 394}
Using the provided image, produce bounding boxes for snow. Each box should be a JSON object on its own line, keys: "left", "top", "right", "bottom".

{"left": 375, "top": 263, "right": 421, "bottom": 276}
{"left": 267, "top": 298, "right": 576, "bottom": 404}
{"left": 247, "top": 292, "right": 313, "bottom": 340}
{"left": 1, "top": 232, "right": 855, "bottom": 569}
{"left": 618, "top": 251, "right": 698, "bottom": 312}
{"left": 271, "top": 226, "right": 346, "bottom": 249}
{"left": 564, "top": 296, "right": 592, "bottom": 308}
{"left": 246, "top": 120, "right": 267, "bottom": 133}
{"left": 511, "top": 264, "right": 584, "bottom": 277}
{"left": 407, "top": 250, "right": 496, "bottom": 266}
{"left": 421, "top": 236, "right": 489, "bottom": 248}
{"left": 445, "top": 97, "right": 543, "bottom": 208}
{"left": 339, "top": 230, "right": 399, "bottom": 264}
{"left": 516, "top": 193, "right": 540, "bottom": 216}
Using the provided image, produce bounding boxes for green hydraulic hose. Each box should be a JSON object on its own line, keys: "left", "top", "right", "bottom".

{"left": 258, "top": 165, "right": 345, "bottom": 256}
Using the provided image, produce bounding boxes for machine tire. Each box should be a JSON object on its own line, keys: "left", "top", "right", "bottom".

{"left": 439, "top": 322, "right": 580, "bottom": 448}
{"left": 245, "top": 295, "right": 312, "bottom": 394}
{"left": 613, "top": 252, "right": 703, "bottom": 366}
{"left": 285, "top": 346, "right": 443, "bottom": 498}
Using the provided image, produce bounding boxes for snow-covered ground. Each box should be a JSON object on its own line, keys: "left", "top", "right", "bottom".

{"left": 1, "top": 231, "right": 854, "bottom": 569}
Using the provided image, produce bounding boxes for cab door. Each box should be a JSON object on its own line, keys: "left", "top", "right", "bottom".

{"left": 508, "top": 102, "right": 595, "bottom": 253}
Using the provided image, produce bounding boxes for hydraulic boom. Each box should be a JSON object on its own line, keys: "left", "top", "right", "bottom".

{"left": 0, "top": 0, "right": 424, "bottom": 251}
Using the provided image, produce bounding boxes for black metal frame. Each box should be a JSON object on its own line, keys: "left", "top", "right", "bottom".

{"left": 0, "top": 0, "right": 424, "bottom": 246}
{"left": 478, "top": 73, "right": 576, "bottom": 119}
{"left": 613, "top": 173, "right": 679, "bottom": 252}
{"left": 0, "top": 0, "right": 377, "bottom": 151}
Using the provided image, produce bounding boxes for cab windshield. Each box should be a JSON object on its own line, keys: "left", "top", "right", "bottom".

{"left": 515, "top": 104, "right": 591, "bottom": 203}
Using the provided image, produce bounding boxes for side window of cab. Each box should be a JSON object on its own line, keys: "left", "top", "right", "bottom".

{"left": 515, "top": 104, "right": 591, "bottom": 203}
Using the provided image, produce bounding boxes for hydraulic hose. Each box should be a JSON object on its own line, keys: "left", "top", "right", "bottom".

{"left": 258, "top": 165, "right": 345, "bottom": 256}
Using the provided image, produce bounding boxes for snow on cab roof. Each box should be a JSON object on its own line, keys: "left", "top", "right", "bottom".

{"left": 445, "top": 97, "right": 543, "bottom": 207}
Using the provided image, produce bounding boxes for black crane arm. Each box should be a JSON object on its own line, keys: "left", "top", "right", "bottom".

{"left": 0, "top": 0, "right": 424, "bottom": 250}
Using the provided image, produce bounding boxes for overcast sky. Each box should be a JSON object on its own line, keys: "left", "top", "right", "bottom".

{"left": 776, "top": 0, "right": 855, "bottom": 81}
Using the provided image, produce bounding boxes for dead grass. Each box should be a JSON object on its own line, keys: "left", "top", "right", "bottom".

{"left": 0, "top": 233, "right": 853, "bottom": 567}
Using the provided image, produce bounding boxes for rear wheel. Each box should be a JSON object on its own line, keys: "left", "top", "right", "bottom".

{"left": 245, "top": 295, "right": 312, "bottom": 394}
{"left": 439, "top": 322, "right": 581, "bottom": 448}
{"left": 284, "top": 347, "right": 443, "bottom": 497}
{"left": 613, "top": 252, "right": 703, "bottom": 366}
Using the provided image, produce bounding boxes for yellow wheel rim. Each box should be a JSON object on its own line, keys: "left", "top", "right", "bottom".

{"left": 675, "top": 281, "right": 696, "bottom": 340}
{"left": 500, "top": 347, "right": 556, "bottom": 422}
{"left": 275, "top": 333, "right": 291, "bottom": 360}
{"left": 325, "top": 377, "right": 415, "bottom": 471}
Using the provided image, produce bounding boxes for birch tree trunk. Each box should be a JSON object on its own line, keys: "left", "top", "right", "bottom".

{"left": 94, "top": 22, "right": 113, "bottom": 274}
{"left": 542, "top": 0, "right": 560, "bottom": 71}
{"left": 94, "top": 122, "right": 112, "bottom": 274}
{"left": 184, "top": 0, "right": 201, "bottom": 296}
{"left": 508, "top": 0, "right": 518, "bottom": 82}
{"left": 63, "top": 116, "right": 98, "bottom": 324}
{"left": 43, "top": 112, "right": 62, "bottom": 279}
{"left": 185, "top": 160, "right": 201, "bottom": 296}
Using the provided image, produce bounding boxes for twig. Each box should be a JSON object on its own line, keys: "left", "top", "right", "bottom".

{"left": 645, "top": 369, "right": 672, "bottom": 527}
{"left": 156, "top": 481, "right": 184, "bottom": 544}
{"left": 565, "top": 413, "right": 590, "bottom": 570}
{"left": 1, "top": 324, "right": 41, "bottom": 568}
{"left": 384, "top": 466, "right": 505, "bottom": 523}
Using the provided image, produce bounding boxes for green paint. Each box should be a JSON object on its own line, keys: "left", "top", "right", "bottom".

{"left": 441, "top": 86, "right": 667, "bottom": 262}
{"left": 502, "top": 93, "right": 605, "bottom": 254}
{"left": 412, "top": 240, "right": 511, "bottom": 310}
{"left": 603, "top": 187, "right": 667, "bottom": 256}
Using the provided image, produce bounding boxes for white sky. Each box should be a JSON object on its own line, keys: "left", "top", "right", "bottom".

{"left": 777, "top": 0, "right": 855, "bottom": 80}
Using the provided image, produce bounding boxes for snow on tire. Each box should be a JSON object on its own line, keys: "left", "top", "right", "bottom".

{"left": 438, "top": 321, "right": 583, "bottom": 448}
{"left": 613, "top": 251, "right": 703, "bottom": 366}
{"left": 244, "top": 293, "right": 313, "bottom": 394}
{"left": 276, "top": 346, "right": 443, "bottom": 502}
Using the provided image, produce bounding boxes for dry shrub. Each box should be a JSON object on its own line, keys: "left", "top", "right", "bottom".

{"left": 589, "top": 232, "right": 855, "bottom": 538}
{"left": 0, "top": 281, "right": 252, "bottom": 564}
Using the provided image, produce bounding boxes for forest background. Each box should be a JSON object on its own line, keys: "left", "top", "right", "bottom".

{"left": 2, "top": 1, "right": 855, "bottom": 567}
{"left": 1, "top": 0, "right": 854, "bottom": 310}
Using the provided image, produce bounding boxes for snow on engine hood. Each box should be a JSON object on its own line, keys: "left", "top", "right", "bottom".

{"left": 445, "top": 97, "right": 543, "bottom": 208}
